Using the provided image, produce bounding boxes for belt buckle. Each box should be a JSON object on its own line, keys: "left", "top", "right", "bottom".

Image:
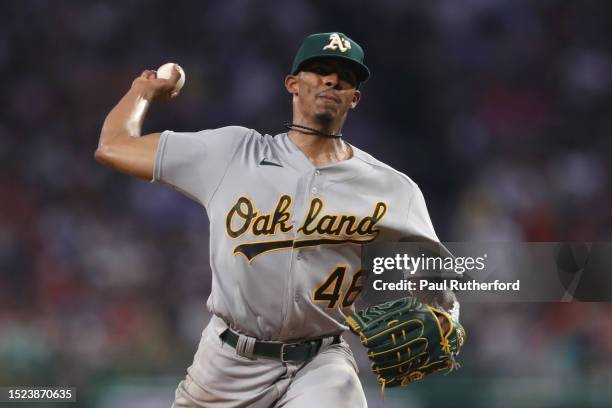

{"left": 280, "top": 342, "right": 301, "bottom": 363}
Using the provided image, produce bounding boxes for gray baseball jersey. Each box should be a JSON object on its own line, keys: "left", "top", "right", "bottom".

{"left": 153, "top": 126, "right": 438, "bottom": 341}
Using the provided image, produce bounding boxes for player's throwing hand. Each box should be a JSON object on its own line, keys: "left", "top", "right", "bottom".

{"left": 131, "top": 64, "right": 183, "bottom": 101}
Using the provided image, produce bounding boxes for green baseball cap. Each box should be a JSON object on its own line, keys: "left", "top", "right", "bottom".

{"left": 291, "top": 32, "right": 370, "bottom": 83}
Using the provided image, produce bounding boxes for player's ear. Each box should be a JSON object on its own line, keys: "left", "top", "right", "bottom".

{"left": 350, "top": 89, "right": 361, "bottom": 109}
{"left": 285, "top": 75, "right": 299, "bottom": 95}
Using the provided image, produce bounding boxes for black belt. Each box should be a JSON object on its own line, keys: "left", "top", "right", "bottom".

{"left": 220, "top": 328, "right": 341, "bottom": 363}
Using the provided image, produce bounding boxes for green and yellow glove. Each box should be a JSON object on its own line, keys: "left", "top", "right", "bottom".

{"left": 346, "top": 296, "right": 465, "bottom": 395}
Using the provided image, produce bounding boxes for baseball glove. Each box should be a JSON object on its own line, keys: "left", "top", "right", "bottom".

{"left": 346, "top": 296, "right": 465, "bottom": 395}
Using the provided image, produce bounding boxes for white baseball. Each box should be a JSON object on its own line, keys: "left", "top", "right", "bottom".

{"left": 157, "top": 62, "right": 185, "bottom": 92}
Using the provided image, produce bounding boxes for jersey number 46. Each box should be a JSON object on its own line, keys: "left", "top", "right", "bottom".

{"left": 312, "top": 265, "right": 365, "bottom": 309}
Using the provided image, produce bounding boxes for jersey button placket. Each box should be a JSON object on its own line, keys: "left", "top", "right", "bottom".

{"left": 311, "top": 169, "right": 322, "bottom": 195}
{"left": 304, "top": 173, "right": 319, "bottom": 259}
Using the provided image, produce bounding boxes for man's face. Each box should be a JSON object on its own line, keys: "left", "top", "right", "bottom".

{"left": 285, "top": 57, "right": 361, "bottom": 124}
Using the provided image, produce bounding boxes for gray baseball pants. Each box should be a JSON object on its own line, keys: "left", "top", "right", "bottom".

{"left": 172, "top": 316, "right": 368, "bottom": 408}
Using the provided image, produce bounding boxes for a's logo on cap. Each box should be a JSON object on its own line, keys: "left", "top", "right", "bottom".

{"left": 323, "top": 33, "right": 351, "bottom": 53}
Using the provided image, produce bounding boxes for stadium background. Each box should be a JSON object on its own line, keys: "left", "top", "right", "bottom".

{"left": 1, "top": 1, "right": 611, "bottom": 407}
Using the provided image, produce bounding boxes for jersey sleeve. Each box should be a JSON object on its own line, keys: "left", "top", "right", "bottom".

{"left": 152, "top": 126, "right": 250, "bottom": 206}
{"left": 403, "top": 185, "right": 439, "bottom": 242}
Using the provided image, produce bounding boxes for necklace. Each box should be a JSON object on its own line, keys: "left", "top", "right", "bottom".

{"left": 284, "top": 123, "right": 342, "bottom": 138}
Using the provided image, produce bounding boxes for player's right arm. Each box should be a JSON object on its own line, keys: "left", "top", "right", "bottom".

{"left": 95, "top": 66, "right": 182, "bottom": 180}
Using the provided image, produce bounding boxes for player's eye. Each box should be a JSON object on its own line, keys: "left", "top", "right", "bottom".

{"left": 338, "top": 71, "right": 357, "bottom": 87}
{"left": 304, "top": 63, "right": 357, "bottom": 88}
{"left": 310, "top": 65, "right": 332, "bottom": 75}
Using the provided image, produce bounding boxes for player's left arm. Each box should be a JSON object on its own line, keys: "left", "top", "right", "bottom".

{"left": 402, "top": 186, "right": 461, "bottom": 329}
{"left": 345, "top": 185, "right": 464, "bottom": 391}
{"left": 397, "top": 237, "right": 460, "bottom": 330}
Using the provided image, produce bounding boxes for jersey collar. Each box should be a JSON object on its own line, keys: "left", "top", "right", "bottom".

{"left": 275, "top": 132, "right": 372, "bottom": 183}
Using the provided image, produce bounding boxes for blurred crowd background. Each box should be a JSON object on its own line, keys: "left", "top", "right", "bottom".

{"left": 1, "top": 0, "right": 612, "bottom": 407}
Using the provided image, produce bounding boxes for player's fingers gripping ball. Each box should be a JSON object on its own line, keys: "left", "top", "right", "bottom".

{"left": 346, "top": 297, "right": 465, "bottom": 394}
{"left": 156, "top": 62, "right": 186, "bottom": 97}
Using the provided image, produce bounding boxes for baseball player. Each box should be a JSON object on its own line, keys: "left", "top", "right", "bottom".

{"left": 96, "top": 32, "right": 461, "bottom": 407}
